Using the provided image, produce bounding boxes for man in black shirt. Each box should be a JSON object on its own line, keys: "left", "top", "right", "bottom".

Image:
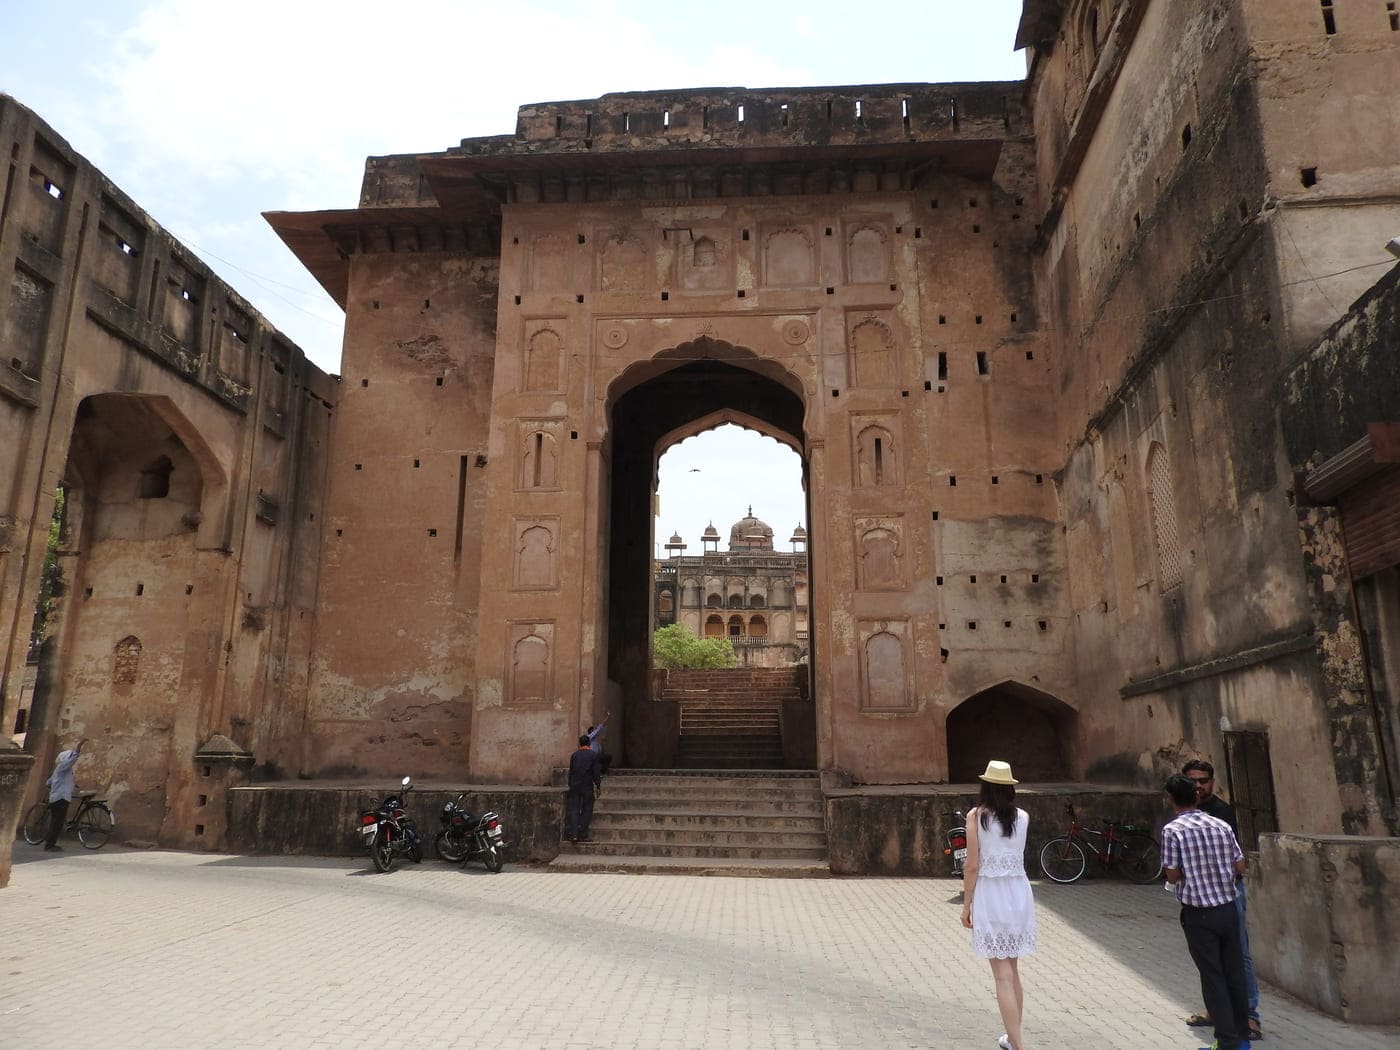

{"left": 565, "top": 734, "right": 602, "bottom": 843}
{"left": 1182, "top": 759, "right": 1262, "bottom": 1041}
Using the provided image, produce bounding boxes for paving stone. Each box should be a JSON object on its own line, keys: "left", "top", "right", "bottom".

{"left": 1, "top": 844, "right": 1395, "bottom": 1049}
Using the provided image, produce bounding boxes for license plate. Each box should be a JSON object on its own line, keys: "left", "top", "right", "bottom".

{"left": 360, "top": 825, "right": 377, "bottom": 836}
{"left": 954, "top": 848, "right": 967, "bottom": 862}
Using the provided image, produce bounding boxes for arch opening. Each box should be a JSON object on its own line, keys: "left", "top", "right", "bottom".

{"left": 945, "top": 681, "right": 1077, "bottom": 782}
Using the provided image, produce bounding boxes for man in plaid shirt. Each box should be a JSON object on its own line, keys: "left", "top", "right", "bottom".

{"left": 1162, "top": 773, "right": 1251, "bottom": 1049}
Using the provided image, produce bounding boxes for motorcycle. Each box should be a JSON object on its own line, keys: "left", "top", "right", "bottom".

{"left": 435, "top": 793, "right": 507, "bottom": 873}
{"left": 358, "top": 776, "right": 424, "bottom": 873}
{"left": 943, "top": 809, "right": 968, "bottom": 878}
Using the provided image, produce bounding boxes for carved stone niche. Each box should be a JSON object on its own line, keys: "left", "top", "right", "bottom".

{"left": 513, "top": 517, "right": 560, "bottom": 590}
{"left": 517, "top": 418, "right": 565, "bottom": 491}
{"left": 855, "top": 516, "right": 907, "bottom": 591}
{"left": 529, "top": 233, "right": 572, "bottom": 292}
{"left": 677, "top": 228, "right": 732, "bottom": 291}
{"left": 760, "top": 224, "right": 817, "bottom": 287}
{"left": 596, "top": 227, "right": 649, "bottom": 293}
{"left": 521, "top": 321, "right": 565, "bottom": 393}
{"left": 506, "top": 621, "right": 555, "bottom": 706}
{"left": 846, "top": 312, "right": 898, "bottom": 389}
{"left": 859, "top": 619, "right": 913, "bottom": 712}
{"left": 851, "top": 412, "right": 904, "bottom": 489}
{"left": 844, "top": 219, "right": 892, "bottom": 284}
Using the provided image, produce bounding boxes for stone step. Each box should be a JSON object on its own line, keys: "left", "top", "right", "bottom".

{"left": 546, "top": 853, "right": 832, "bottom": 878}
{"left": 594, "top": 810, "right": 826, "bottom": 831}
{"left": 601, "top": 796, "right": 822, "bottom": 814}
{"left": 588, "top": 828, "right": 828, "bottom": 849}
{"left": 563, "top": 839, "right": 829, "bottom": 860}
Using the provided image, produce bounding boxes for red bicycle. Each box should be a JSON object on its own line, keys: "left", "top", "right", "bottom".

{"left": 1038, "top": 802, "right": 1162, "bottom": 884}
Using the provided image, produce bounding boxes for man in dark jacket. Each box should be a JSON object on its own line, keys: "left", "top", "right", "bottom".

{"left": 565, "top": 734, "right": 602, "bottom": 843}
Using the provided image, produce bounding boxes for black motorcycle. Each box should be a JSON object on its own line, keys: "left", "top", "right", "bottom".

{"left": 435, "top": 793, "right": 507, "bottom": 873}
{"left": 943, "top": 809, "right": 968, "bottom": 878}
{"left": 357, "top": 776, "right": 424, "bottom": 873}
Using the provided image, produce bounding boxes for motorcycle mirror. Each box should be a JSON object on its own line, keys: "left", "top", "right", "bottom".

{"left": 401, "top": 776, "right": 412, "bottom": 787}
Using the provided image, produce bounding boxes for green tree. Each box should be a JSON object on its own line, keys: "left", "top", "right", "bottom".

{"left": 652, "top": 623, "right": 737, "bottom": 669}
{"left": 29, "top": 485, "right": 66, "bottom": 653}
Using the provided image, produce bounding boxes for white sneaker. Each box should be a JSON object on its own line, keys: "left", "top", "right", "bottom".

{"left": 997, "top": 1037, "right": 1013, "bottom": 1050}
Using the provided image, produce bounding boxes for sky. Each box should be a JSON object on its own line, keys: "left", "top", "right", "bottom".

{"left": 1, "top": 0, "right": 1027, "bottom": 552}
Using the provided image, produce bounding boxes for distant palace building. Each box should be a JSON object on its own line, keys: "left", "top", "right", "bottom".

{"left": 654, "top": 509, "right": 808, "bottom": 667}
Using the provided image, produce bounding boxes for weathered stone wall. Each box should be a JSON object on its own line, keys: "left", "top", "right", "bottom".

{"left": 0, "top": 95, "right": 334, "bottom": 847}
{"left": 1019, "top": 0, "right": 1399, "bottom": 833}
{"left": 1251, "top": 833, "right": 1400, "bottom": 1024}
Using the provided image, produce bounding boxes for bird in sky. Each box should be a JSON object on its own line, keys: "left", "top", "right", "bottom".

{"left": 688, "top": 468, "right": 702, "bottom": 472}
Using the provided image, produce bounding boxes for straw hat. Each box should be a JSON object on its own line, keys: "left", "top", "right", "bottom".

{"left": 978, "top": 760, "right": 1018, "bottom": 785}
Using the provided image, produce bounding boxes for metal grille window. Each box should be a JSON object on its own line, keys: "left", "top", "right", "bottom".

{"left": 1147, "top": 443, "right": 1184, "bottom": 590}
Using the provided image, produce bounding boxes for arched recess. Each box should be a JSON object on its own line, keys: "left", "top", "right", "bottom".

{"left": 945, "top": 680, "right": 1078, "bottom": 782}
{"left": 603, "top": 344, "right": 811, "bottom": 768}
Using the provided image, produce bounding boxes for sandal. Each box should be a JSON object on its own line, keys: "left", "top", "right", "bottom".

{"left": 1249, "top": 1019, "right": 1264, "bottom": 1039}
{"left": 1185, "top": 1014, "right": 1212, "bottom": 1027}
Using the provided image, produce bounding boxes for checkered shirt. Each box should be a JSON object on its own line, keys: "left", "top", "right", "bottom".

{"left": 1162, "top": 808, "right": 1242, "bottom": 908}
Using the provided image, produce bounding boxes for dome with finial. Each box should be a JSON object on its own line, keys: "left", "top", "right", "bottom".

{"left": 668, "top": 531, "right": 683, "bottom": 545}
{"left": 701, "top": 521, "right": 720, "bottom": 541}
{"left": 729, "top": 505, "right": 775, "bottom": 551}
{"left": 790, "top": 524, "right": 808, "bottom": 542}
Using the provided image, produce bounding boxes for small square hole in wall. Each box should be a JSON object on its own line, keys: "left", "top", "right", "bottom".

{"left": 336, "top": 529, "right": 343, "bottom": 537}
{"left": 570, "top": 430, "right": 579, "bottom": 440}
{"left": 972, "top": 224, "right": 981, "bottom": 234}
{"left": 436, "top": 376, "right": 444, "bottom": 387}
{"left": 1004, "top": 621, "right": 1012, "bottom": 628}
{"left": 901, "top": 390, "right": 909, "bottom": 398}
{"left": 195, "top": 824, "right": 205, "bottom": 836}
{"left": 924, "top": 380, "right": 932, "bottom": 391}
{"left": 576, "top": 294, "right": 585, "bottom": 303}
{"left": 970, "top": 574, "right": 977, "bottom": 584}
{"left": 825, "top": 227, "right": 833, "bottom": 236}
{"left": 831, "top": 389, "right": 841, "bottom": 398}
{"left": 1300, "top": 167, "right": 1318, "bottom": 188}
{"left": 826, "top": 287, "right": 835, "bottom": 295}
{"left": 949, "top": 475, "right": 957, "bottom": 486}
{"left": 1031, "top": 573, "right": 1040, "bottom": 583}
{"left": 975, "top": 315, "right": 983, "bottom": 325}
{"left": 742, "top": 229, "right": 750, "bottom": 241}
{"left": 737, "top": 289, "right": 746, "bottom": 298}
{"left": 930, "top": 199, "right": 939, "bottom": 209}
{"left": 939, "top": 315, "right": 947, "bottom": 325}
{"left": 372, "top": 300, "right": 380, "bottom": 310}
{"left": 1000, "top": 575, "right": 1008, "bottom": 583}
{"left": 1037, "top": 620, "right": 1048, "bottom": 632}
{"left": 661, "top": 291, "right": 669, "bottom": 301}
{"left": 939, "top": 623, "right": 947, "bottom": 630}
{"left": 185, "top": 584, "right": 194, "bottom": 595}
{"left": 940, "top": 648, "right": 949, "bottom": 663}
{"left": 428, "top": 529, "right": 437, "bottom": 537}
{"left": 84, "top": 587, "right": 93, "bottom": 598}
{"left": 1181, "top": 124, "right": 1192, "bottom": 149}
{"left": 1010, "top": 312, "right": 1018, "bottom": 323}
{"left": 967, "top": 620, "right": 978, "bottom": 630}
{"left": 931, "top": 511, "right": 940, "bottom": 521}
{"left": 514, "top": 296, "right": 521, "bottom": 305}
{"left": 198, "top": 795, "right": 208, "bottom": 806}
{"left": 413, "top": 459, "right": 420, "bottom": 468}
{"left": 890, "top": 283, "right": 897, "bottom": 292}
{"left": 577, "top": 233, "right": 586, "bottom": 244}
{"left": 1026, "top": 350, "right": 1035, "bottom": 361}
{"left": 1035, "top": 474, "right": 1044, "bottom": 485}
{"left": 991, "top": 475, "right": 999, "bottom": 485}
{"left": 895, "top": 225, "right": 903, "bottom": 234}
{"left": 202, "top": 765, "right": 212, "bottom": 777}
{"left": 361, "top": 378, "right": 368, "bottom": 387}
{"left": 136, "top": 583, "right": 144, "bottom": 596}
{"left": 936, "top": 575, "right": 944, "bottom": 586}
{"left": 512, "top": 236, "right": 519, "bottom": 245}
{"left": 914, "top": 227, "right": 923, "bottom": 238}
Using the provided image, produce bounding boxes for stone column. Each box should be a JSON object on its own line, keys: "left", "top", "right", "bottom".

{"left": 0, "top": 742, "right": 38, "bottom": 888}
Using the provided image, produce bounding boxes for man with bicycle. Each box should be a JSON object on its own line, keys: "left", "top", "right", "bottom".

{"left": 42, "top": 737, "right": 88, "bottom": 851}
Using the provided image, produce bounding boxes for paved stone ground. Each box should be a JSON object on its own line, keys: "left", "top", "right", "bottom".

{"left": 2, "top": 845, "right": 1395, "bottom": 1049}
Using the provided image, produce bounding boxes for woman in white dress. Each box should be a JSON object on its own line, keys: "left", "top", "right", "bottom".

{"left": 960, "top": 760, "right": 1037, "bottom": 1050}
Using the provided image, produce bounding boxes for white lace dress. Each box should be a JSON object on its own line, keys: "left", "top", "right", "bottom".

{"left": 970, "top": 807, "right": 1038, "bottom": 959}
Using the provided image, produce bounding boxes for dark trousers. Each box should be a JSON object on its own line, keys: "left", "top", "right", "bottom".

{"left": 565, "top": 787, "right": 595, "bottom": 841}
{"left": 1181, "top": 901, "right": 1249, "bottom": 1049}
{"left": 44, "top": 798, "right": 69, "bottom": 847}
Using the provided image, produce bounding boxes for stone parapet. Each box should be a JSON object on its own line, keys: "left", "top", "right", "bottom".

{"left": 1251, "top": 833, "right": 1400, "bottom": 1024}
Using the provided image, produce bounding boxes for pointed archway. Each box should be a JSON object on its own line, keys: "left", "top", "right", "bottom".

{"left": 604, "top": 343, "right": 811, "bottom": 767}
{"left": 946, "top": 680, "right": 1077, "bottom": 782}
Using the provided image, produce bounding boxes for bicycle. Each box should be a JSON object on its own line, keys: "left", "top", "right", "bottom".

{"left": 21, "top": 791, "right": 115, "bottom": 850}
{"left": 1038, "top": 801, "right": 1162, "bottom": 884}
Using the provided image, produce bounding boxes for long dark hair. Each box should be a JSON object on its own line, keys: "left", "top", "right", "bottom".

{"left": 978, "top": 782, "right": 1018, "bottom": 838}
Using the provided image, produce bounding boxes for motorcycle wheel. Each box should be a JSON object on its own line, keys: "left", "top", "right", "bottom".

{"left": 409, "top": 835, "right": 424, "bottom": 864}
{"left": 371, "top": 834, "right": 394, "bottom": 873}
{"left": 482, "top": 843, "right": 504, "bottom": 873}
{"left": 435, "top": 830, "right": 469, "bottom": 863}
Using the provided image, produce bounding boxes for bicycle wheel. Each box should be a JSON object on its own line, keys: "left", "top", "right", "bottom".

{"left": 21, "top": 802, "right": 51, "bottom": 845}
{"left": 1118, "top": 833, "right": 1163, "bottom": 884}
{"left": 1039, "top": 836, "right": 1088, "bottom": 883}
{"left": 77, "top": 804, "right": 114, "bottom": 849}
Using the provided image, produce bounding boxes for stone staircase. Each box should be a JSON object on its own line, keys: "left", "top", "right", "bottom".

{"left": 551, "top": 769, "right": 830, "bottom": 877}
{"left": 662, "top": 667, "right": 805, "bottom": 769}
